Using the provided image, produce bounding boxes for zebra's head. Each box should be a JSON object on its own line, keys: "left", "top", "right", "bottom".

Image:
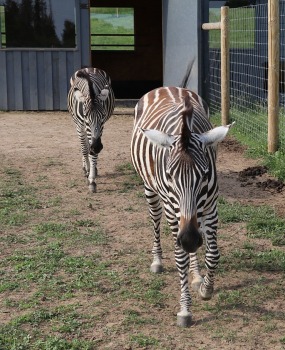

{"left": 141, "top": 96, "right": 234, "bottom": 253}
{"left": 73, "top": 72, "right": 110, "bottom": 155}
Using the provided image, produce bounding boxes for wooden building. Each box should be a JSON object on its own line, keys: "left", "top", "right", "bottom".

{"left": 0, "top": 0, "right": 207, "bottom": 110}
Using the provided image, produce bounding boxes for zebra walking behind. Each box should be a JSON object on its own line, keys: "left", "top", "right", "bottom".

{"left": 131, "top": 86, "right": 234, "bottom": 327}
{"left": 67, "top": 67, "right": 115, "bottom": 192}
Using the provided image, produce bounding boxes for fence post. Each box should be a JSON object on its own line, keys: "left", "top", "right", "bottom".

{"left": 221, "top": 6, "right": 230, "bottom": 125}
{"left": 268, "top": 0, "right": 279, "bottom": 153}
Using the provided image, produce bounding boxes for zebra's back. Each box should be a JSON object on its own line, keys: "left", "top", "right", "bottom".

{"left": 134, "top": 87, "right": 210, "bottom": 135}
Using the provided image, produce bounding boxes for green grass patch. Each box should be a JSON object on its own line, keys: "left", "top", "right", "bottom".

{"left": 211, "top": 110, "right": 285, "bottom": 181}
{"left": 218, "top": 198, "right": 285, "bottom": 246}
{"left": 222, "top": 248, "right": 285, "bottom": 272}
{"left": 218, "top": 197, "right": 274, "bottom": 223}
{"left": 0, "top": 168, "right": 41, "bottom": 228}
{"left": 90, "top": 8, "right": 134, "bottom": 50}
{"left": 209, "top": 7, "right": 255, "bottom": 49}
{"left": 116, "top": 162, "right": 144, "bottom": 192}
{"left": 130, "top": 333, "right": 160, "bottom": 347}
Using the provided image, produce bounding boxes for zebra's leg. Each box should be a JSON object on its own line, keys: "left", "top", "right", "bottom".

{"left": 199, "top": 229, "right": 220, "bottom": 300}
{"left": 145, "top": 186, "right": 163, "bottom": 273}
{"left": 87, "top": 153, "right": 98, "bottom": 193}
{"left": 165, "top": 205, "right": 192, "bottom": 327}
{"left": 175, "top": 243, "right": 192, "bottom": 327}
{"left": 76, "top": 126, "right": 90, "bottom": 179}
{"left": 189, "top": 253, "right": 204, "bottom": 291}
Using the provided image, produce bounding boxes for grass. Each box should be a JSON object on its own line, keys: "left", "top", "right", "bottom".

{"left": 209, "top": 7, "right": 255, "bottom": 49}
{"left": 218, "top": 198, "right": 285, "bottom": 246}
{"left": 1, "top": 157, "right": 285, "bottom": 349}
{"left": 90, "top": 8, "right": 134, "bottom": 50}
{"left": 211, "top": 109, "right": 285, "bottom": 181}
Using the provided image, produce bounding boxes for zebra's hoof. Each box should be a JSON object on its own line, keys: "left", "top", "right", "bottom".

{"left": 191, "top": 276, "right": 204, "bottom": 292}
{"left": 88, "top": 183, "right": 97, "bottom": 193}
{"left": 199, "top": 283, "right": 214, "bottom": 300}
{"left": 177, "top": 310, "right": 192, "bottom": 327}
{"left": 150, "top": 263, "right": 163, "bottom": 273}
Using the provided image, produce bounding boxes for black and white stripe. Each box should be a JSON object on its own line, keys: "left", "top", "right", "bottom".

{"left": 131, "top": 86, "right": 233, "bottom": 326}
{"left": 67, "top": 67, "right": 115, "bottom": 192}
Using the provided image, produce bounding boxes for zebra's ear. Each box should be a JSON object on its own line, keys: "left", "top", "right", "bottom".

{"left": 141, "top": 128, "right": 175, "bottom": 148}
{"left": 74, "top": 89, "right": 85, "bottom": 103}
{"left": 199, "top": 122, "right": 235, "bottom": 146}
{"left": 98, "top": 86, "right": 109, "bottom": 101}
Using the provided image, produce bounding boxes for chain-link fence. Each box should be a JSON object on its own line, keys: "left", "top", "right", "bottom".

{"left": 207, "top": 1, "right": 285, "bottom": 152}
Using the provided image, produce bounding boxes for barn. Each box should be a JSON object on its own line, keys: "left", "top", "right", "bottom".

{"left": 0, "top": 0, "right": 209, "bottom": 111}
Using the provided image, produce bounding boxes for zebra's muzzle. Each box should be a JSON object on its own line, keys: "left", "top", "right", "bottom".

{"left": 90, "top": 137, "right": 103, "bottom": 155}
{"left": 177, "top": 219, "right": 203, "bottom": 253}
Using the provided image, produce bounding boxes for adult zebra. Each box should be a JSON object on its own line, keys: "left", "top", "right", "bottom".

{"left": 131, "top": 86, "right": 234, "bottom": 327}
{"left": 67, "top": 67, "right": 115, "bottom": 192}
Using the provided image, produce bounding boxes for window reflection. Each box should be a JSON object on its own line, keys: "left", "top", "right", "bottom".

{"left": 0, "top": 0, "right": 76, "bottom": 48}
{"left": 90, "top": 7, "right": 135, "bottom": 51}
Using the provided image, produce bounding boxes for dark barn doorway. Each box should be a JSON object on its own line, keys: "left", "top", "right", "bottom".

{"left": 90, "top": 0, "right": 163, "bottom": 99}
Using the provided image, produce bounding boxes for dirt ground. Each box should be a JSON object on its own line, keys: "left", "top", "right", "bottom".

{"left": 1, "top": 109, "right": 285, "bottom": 349}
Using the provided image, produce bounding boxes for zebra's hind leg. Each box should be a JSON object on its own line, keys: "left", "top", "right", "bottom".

{"left": 145, "top": 186, "right": 163, "bottom": 273}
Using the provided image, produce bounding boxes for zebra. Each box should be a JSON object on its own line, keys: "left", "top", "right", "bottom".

{"left": 67, "top": 67, "right": 115, "bottom": 193}
{"left": 131, "top": 86, "right": 234, "bottom": 327}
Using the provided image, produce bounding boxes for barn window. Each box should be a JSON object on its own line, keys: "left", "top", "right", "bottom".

{"left": 90, "top": 7, "right": 135, "bottom": 51}
{"left": 0, "top": 0, "right": 76, "bottom": 49}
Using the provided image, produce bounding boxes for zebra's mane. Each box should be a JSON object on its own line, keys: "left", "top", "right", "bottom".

{"left": 180, "top": 94, "right": 195, "bottom": 163}
{"left": 181, "top": 94, "right": 193, "bottom": 148}
{"left": 76, "top": 70, "right": 96, "bottom": 104}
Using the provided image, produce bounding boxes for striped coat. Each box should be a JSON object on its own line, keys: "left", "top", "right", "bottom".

{"left": 131, "top": 86, "right": 234, "bottom": 326}
{"left": 67, "top": 67, "right": 115, "bottom": 192}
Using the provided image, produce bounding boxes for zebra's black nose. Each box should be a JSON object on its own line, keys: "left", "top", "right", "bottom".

{"left": 177, "top": 221, "right": 203, "bottom": 253}
{"left": 90, "top": 137, "right": 103, "bottom": 155}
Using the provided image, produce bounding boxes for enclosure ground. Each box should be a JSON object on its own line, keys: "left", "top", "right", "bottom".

{"left": 0, "top": 111, "right": 285, "bottom": 350}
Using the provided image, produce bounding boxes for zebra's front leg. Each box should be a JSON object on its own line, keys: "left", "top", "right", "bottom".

{"left": 87, "top": 153, "right": 98, "bottom": 193}
{"left": 77, "top": 127, "right": 90, "bottom": 181}
{"left": 145, "top": 187, "right": 163, "bottom": 273}
{"left": 82, "top": 155, "right": 90, "bottom": 179}
{"left": 199, "top": 229, "right": 220, "bottom": 300}
{"left": 175, "top": 244, "right": 192, "bottom": 327}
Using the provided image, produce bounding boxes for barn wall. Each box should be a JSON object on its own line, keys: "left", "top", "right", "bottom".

{"left": 162, "top": 0, "right": 204, "bottom": 94}
{"left": 0, "top": 0, "right": 90, "bottom": 111}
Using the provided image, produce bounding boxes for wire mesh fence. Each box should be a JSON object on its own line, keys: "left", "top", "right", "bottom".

{"left": 207, "top": 1, "right": 285, "bottom": 152}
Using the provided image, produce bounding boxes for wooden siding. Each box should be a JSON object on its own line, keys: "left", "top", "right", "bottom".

{"left": 0, "top": 49, "right": 82, "bottom": 111}
{"left": 0, "top": 0, "right": 90, "bottom": 111}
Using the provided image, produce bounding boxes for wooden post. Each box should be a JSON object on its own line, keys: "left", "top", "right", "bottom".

{"left": 268, "top": 0, "right": 279, "bottom": 153}
{"left": 221, "top": 6, "right": 230, "bottom": 125}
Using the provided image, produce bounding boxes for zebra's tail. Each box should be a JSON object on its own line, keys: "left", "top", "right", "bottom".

{"left": 179, "top": 59, "right": 195, "bottom": 89}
